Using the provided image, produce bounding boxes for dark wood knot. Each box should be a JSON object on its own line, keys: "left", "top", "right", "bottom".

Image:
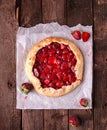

{"left": 7, "top": 81, "right": 13, "bottom": 90}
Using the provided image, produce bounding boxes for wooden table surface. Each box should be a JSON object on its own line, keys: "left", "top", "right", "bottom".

{"left": 0, "top": 0, "right": 107, "bottom": 130}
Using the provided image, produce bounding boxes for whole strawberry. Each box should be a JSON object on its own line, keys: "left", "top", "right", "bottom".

{"left": 82, "top": 32, "right": 90, "bottom": 42}
{"left": 80, "top": 98, "right": 88, "bottom": 107}
{"left": 71, "top": 30, "right": 81, "bottom": 40}
{"left": 69, "top": 116, "right": 80, "bottom": 127}
{"left": 20, "top": 83, "right": 33, "bottom": 94}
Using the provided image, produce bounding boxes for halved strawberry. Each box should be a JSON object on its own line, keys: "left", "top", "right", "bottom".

{"left": 68, "top": 74, "right": 76, "bottom": 83}
{"left": 56, "top": 80, "right": 63, "bottom": 88}
{"left": 60, "top": 44, "right": 66, "bottom": 49}
{"left": 33, "top": 68, "right": 39, "bottom": 77}
{"left": 56, "top": 72, "right": 62, "bottom": 79}
{"left": 71, "top": 30, "right": 81, "bottom": 40}
{"left": 63, "top": 75, "right": 69, "bottom": 82}
{"left": 40, "top": 73, "right": 46, "bottom": 79}
{"left": 82, "top": 32, "right": 90, "bottom": 42}
{"left": 44, "top": 79, "right": 50, "bottom": 85}
{"left": 48, "top": 56, "right": 57, "bottom": 64}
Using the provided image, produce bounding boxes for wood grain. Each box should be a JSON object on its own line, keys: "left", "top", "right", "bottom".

{"left": 93, "top": 70, "right": 107, "bottom": 130}
{"left": 67, "top": 0, "right": 92, "bottom": 26}
{"left": 44, "top": 110, "right": 68, "bottom": 130}
{"left": 93, "top": 0, "right": 107, "bottom": 70}
{"left": 0, "top": 1, "right": 21, "bottom": 130}
{"left": 42, "top": 0, "right": 66, "bottom": 24}
{"left": 93, "top": 0, "right": 107, "bottom": 129}
{"left": 22, "top": 110, "right": 43, "bottom": 130}
{"left": 20, "top": 0, "right": 42, "bottom": 27}
{"left": 67, "top": 0, "right": 93, "bottom": 130}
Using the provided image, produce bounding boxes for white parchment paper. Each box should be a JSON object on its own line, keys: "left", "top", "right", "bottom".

{"left": 16, "top": 22, "right": 93, "bottom": 109}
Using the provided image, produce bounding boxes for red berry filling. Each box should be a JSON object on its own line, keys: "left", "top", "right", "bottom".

{"left": 33, "top": 42, "right": 77, "bottom": 89}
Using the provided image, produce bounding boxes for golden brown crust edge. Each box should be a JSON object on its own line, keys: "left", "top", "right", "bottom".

{"left": 25, "top": 37, "right": 84, "bottom": 97}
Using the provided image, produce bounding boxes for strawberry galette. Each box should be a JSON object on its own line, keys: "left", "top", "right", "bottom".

{"left": 25, "top": 37, "right": 83, "bottom": 97}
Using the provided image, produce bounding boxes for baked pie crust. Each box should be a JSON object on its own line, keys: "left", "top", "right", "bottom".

{"left": 25, "top": 37, "right": 84, "bottom": 97}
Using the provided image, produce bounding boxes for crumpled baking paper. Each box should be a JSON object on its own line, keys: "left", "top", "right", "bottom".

{"left": 16, "top": 22, "right": 92, "bottom": 109}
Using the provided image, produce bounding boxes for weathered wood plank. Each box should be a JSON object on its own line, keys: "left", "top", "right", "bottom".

{"left": 67, "top": 0, "right": 93, "bottom": 130}
{"left": 20, "top": 0, "right": 42, "bottom": 27}
{"left": 42, "top": 0, "right": 66, "bottom": 24}
{"left": 67, "top": 0, "right": 92, "bottom": 26}
{"left": 42, "top": 0, "right": 68, "bottom": 130}
{"left": 22, "top": 110, "right": 43, "bottom": 130}
{"left": 93, "top": 0, "right": 107, "bottom": 129}
{"left": 94, "top": 40, "right": 107, "bottom": 70}
{"left": 93, "top": 0, "right": 107, "bottom": 70}
{"left": 93, "top": 70, "right": 107, "bottom": 130}
{"left": 0, "top": 1, "right": 21, "bottom": 130}
{"left": 44, "top": 110, "right": 68, "bottom": 130}
{"left": 20, "top": 1, "right": 44, "bottom": 130}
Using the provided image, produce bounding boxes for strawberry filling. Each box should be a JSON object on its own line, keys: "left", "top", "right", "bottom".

{"left": 33, "top": 42, "right": 77, "bottom": 89}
